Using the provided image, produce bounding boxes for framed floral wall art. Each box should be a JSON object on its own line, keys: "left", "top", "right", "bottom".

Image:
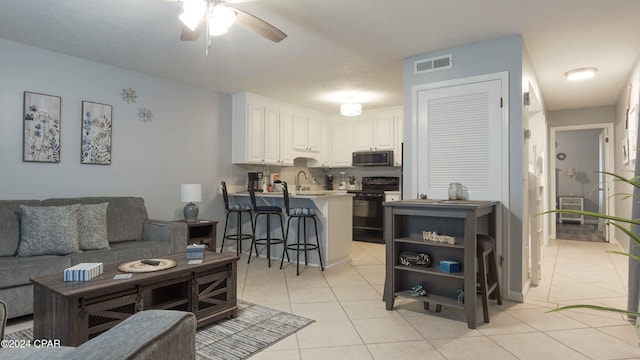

{"left": 81, "top": 101, "right": 112, "bottom": 165}
{"left": 23, "top": 91, "right": 62, "bottom": 163}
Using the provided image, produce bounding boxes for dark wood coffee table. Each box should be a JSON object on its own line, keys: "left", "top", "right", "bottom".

{"left": 31, "top": 252, "right": 238, "bottom": 346}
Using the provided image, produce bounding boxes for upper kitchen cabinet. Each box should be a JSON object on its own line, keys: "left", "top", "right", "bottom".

{"left": 393, "top": 108, "right": 403, "bottom": 166}
{"left": 354, "top": 115, "right": 395, "bottom": 151}
{"left": 279, "top": 109, "right": 294, "bottom": 165}
{"left": 232, "top": 93, "right": 293, "bottom": 165}
{"left": 293, "top": 113, "right": 321, "bottom": 153}
{"left": 331, "top": 120, "right": 354, "bottom": 167}
{"left": 308, "top": 121, "right": 332, "bottom": 168}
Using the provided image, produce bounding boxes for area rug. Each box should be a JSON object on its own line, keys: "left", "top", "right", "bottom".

{"left": 556, "top": 223, "right": 605, "bottom": 242}
{"left": 3, "top": 302, "right": 313, "bottom": 360}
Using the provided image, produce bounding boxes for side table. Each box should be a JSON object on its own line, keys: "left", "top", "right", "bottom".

{"left": 176, "top": 220, "right": 218, "bottom": 251}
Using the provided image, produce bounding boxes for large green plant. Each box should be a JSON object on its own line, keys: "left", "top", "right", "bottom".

{"left": 543, "top": 171, "right": 640, "bottom": 318}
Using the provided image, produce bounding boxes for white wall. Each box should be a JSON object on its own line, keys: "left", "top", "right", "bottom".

{"left": 403, "top": 35, "right": 527, "bottom": 299}
{"left": 614, "top": 55, "right": 640, "bottom": 251}
{"left": 0, "top": 39, "right": 233, "bottom": 224}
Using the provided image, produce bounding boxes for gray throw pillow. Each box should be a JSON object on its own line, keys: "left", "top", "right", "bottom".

{"left": 18, "top": 204, "right": 81, "bottom": 256}
{"left": 78, "top": 203, "right": 109, "bottom": 250}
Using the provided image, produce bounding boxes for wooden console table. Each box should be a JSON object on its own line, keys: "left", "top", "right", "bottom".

{"left": 383, "top": 199, "right": 498, "bottom": 329}
{"left": 32, "top": 252, "right": 238, "bottom": 346}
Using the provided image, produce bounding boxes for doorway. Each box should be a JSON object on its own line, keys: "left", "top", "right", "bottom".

{"left": 549, "top": 124, "right": 614, "bottom": 243}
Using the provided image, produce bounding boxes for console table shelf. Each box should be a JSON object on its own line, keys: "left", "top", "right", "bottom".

{"left": 383, "top": 199, "right": 499, "bottom": 329}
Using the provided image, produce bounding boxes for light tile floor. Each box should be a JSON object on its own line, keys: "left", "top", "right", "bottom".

{"left": 242, "top": 239, "right": 640, "bottom": 360}
{"left": 5, "top": 238, "right": 640, "bottom": 359}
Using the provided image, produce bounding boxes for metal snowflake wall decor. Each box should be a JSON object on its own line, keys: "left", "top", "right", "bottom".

{"left": 121, "top": 88, "right": 137, "bottom": 104}
{"left": 138, "top": 107, "right": 153, "bottom": 123}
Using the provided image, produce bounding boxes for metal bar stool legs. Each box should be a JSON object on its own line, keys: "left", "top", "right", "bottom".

{"left": 248, "top": 212, "right": 288, "bottom": 267}
{"left": 278, "top": 181, "right": 323, "bottom": 275}
{"left": 280, "top": 214, "right": 324, "bottom": 276}
{"left": 220, "top": 209, "right": 254, "bottom": 256}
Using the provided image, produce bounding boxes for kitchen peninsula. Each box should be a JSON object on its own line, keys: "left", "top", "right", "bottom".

{"left": 229, "top": 191, "right": 353, "bottom": 267}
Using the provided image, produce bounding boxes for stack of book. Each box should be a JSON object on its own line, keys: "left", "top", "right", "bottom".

{"left": 64, "top": 263, "right": 104, "bottom": 282}
{"left": 186, "top": 244, "right": 205, "bottom": 260}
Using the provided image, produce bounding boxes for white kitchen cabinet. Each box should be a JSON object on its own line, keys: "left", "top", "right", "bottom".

{"left": 232, "top": 93, "right": 292, "bottom": 165}
{"left": 244, "top": 103, "right": 266, "bottom": 163}
{"left": 354, "top": 116, "right": 395, "bottom": 151}
{"left": 310, "top": 121, "right": 332, "bottom": 168}
{"left": 331, "top": 121, "right": 354, "bottom": 167}
{"left": 293, "top": 113, "right": 321, "bottom": 153}
{"left": 264, "top": 108, "right": 280, "bottom": 164}
{"left": 394, "top": 109, "right": 403, "bottom": 166}
{"left": 279, "top": 110, "right": 294, "bottom": 165}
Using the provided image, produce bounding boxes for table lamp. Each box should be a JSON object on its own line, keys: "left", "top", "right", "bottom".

{"left": 181, "top": 184, "right": 201, "bottom": 223}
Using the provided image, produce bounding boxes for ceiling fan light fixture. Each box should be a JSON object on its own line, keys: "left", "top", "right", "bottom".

{"left": 208, "top": 19, "right": 229, "bottom": 36}
{"left": 340, "top": 102, "right": 362, "bottom": 116}
{"left": 565, "top": 67, "right": 598, "bottom": 81}
{"left": 179, "top": 0, "right": 206, "bottom": 31}
{"left": 212, "top": 4, "right": 236, "bottom": 29}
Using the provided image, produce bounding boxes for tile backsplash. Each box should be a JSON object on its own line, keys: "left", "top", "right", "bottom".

{"left": 229, "top": 159, "right": 400, "bottom": 192}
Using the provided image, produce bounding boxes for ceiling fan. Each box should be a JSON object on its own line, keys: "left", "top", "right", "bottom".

{"left": 177, "top": 0, "right": 287, "bottom": 56}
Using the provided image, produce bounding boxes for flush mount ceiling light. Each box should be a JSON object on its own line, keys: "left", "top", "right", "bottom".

{"left": 340, "top": 99, "right": 362, "bottom": 116}
{"left": 564, "top": 67, "right": 598, "bottom": 81}
{"left": 177, "top": 0, "right": 287, "bottom": 57}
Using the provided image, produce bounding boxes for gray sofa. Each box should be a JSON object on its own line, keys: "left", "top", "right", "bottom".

{"left": 0, "top": 309, "right": 196, "bottom": 360}
{"left": 0, "top": 197, "right": 187, "bottom": 319}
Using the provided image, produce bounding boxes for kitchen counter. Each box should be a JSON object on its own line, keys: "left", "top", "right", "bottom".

{"left": 233, "top": 190, "right": 350, "bottom": 199}
{"left": 229, "top": 191, "right": 353, "bottom": 268}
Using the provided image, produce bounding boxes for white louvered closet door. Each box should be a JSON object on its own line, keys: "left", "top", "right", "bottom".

{"left": 417, "top": 79, "right": 503, "bottom": 200}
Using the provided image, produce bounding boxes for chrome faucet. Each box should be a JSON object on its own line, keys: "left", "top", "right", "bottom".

{"left": 296, "top": 170, "right": 309, "bottom": 191}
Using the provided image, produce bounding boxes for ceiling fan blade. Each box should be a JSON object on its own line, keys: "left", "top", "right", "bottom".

{"left": 180, "top": 25, "right": 200, "bottom": 41}
{"left": 233, "top": 8, "right": 287, "bottom": 43}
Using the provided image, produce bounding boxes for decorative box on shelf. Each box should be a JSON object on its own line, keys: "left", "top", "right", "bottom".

{"left": 186, "top": 244, "right": 206, "bottom": 260}
{"left": 439, "top": 260, "right": 460, "bottom": 273}
{"left": 64, "top": 263, "right": 104, "bottom": 282}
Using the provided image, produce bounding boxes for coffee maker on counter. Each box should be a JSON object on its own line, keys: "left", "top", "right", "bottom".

{"left": 247, "top": 172, "right": 264, "bottom": 192}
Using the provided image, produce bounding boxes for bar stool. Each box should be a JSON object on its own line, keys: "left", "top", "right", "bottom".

{"left": 424, "top": 235, "right": 502, "bottom": 321}
{"left": 477, "top": 234, "right": 502, "bottom": 323}
{"left": 279, "top": 182, "right": 324, "bottom": 276}
{"left": 220, "top": 181, "right": 254, "bottom": 256}
{"left": 247, "top": 187, "right": 288, "bottom": 267}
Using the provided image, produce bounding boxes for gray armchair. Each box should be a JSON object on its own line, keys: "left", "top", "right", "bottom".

{"left": 0, "top": 310, "right": 195, "bottom": 360}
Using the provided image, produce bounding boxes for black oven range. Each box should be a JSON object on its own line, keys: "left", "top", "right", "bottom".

{"left": 349, "top": 176, "right": 400, "bottom": 243}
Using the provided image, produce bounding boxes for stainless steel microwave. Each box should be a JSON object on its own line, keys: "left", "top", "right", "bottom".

{"left": 352, "top": 151, "right": 394, "bottom": 167}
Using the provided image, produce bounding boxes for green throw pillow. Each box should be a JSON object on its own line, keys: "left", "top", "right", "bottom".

{"left": 78, "top": 203, "right": 110, "bottom": 250}
{"left": 18, "top": 204, "right": 81, "bottom": 256}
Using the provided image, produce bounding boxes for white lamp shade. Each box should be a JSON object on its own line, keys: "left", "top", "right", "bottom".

{"left": 181, "top": 184, "right": 202, "bottom": 203}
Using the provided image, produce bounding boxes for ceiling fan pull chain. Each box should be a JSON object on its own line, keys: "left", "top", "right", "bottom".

{"left": 205, "top": 13, "right": 211, "bottom": 58}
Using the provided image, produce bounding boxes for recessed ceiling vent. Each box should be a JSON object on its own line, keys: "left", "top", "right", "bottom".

{"left": 414, "top": 54, "right": 453, "bottom": 74}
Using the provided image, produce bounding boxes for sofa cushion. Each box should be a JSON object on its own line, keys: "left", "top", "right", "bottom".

{"left": 0, "top": 255, "right": 71, "bottom": 288}
{"left": 43, "top": 197, "right": 148, "bottom": 243}
{"left": 18, "top": 204, "right": 81, "bottom": 256}
{"left": 0, "top": 200, "right": 43, "bottom": 257}
{"left": 78, "top": 203, "right": 109, "bottom": 250}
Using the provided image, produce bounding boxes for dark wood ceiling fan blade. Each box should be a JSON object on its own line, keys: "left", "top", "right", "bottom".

{"left": 233, "top": 8, "right": 287, "bottom": 43}
{"left": 180, "top": 25, "right": 201, "bottom": 41}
